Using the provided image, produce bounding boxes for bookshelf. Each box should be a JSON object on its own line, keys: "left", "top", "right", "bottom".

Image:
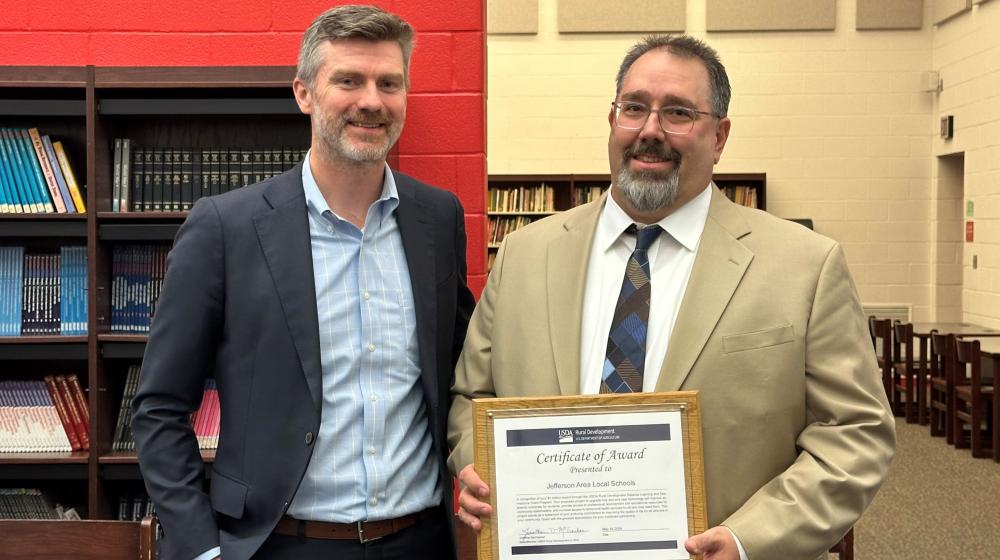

{"left": 0, "top": 66, "right": 308, "bottom": 520}
{"left": 487, "top": 172, "right": 766, "bottom": 269}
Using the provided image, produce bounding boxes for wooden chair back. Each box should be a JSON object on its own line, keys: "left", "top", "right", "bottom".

{"left": 953, "top": 338, "right": 995, "bottom": 458}
{"left": 928, "top": 331, "right": 951, "bottom": 438}
{"left": 892, "top": 321, "right": 916, "bottom": 421}
{"left": 0, "top": 517, "right": 157, "bottom": 560}
{"left": 869, "top": 317, "right": 894, "bottom": 411}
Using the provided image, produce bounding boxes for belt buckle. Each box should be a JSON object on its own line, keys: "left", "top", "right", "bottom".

{"left": 357, "top": 521, "right": 383, "bottom": 544}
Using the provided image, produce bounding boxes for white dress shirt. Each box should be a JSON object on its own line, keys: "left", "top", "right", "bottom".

{"left": 578, "top": 183, "right": 749, "bottom": 560}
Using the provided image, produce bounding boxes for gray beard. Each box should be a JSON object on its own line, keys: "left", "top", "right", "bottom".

{"left": 616, "top": 165, "right": 680, "bottom": 213}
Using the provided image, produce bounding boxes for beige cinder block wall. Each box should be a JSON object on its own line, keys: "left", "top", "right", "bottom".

{"left": 932, "top": 1, "right": 1000, "bottom": 326}
{"left": 488, "top": 0, "right": 944, "bottom": 321}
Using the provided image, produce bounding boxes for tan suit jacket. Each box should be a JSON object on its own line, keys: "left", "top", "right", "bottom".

{"left": 448, "top": 186, "right": 894, "bottom": 560}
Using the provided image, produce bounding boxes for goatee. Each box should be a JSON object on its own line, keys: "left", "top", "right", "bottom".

{"left": 617, "top": 141, "right": 681, "bottom": 213}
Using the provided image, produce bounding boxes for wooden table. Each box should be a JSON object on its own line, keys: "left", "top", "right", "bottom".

{"left": 907, "top": 323, "right": 999, "bottom": 425}
{"left": 955, "top": 336, "right": 1000, "bottom": 462}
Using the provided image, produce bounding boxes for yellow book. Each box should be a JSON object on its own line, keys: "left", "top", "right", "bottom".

{"left": 52, "top": 141, "right": 86, "bottom": 213}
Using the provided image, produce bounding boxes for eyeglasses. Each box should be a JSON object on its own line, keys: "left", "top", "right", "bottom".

{"left": 611, "top": 101, "right": 719, "bottom": 135}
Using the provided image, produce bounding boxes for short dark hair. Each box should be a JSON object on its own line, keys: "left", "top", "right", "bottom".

{"left": 297, "top": 4, "right": 415, "bottom": 88}
{"left": 615, "top": 35, "right": 731, "bottom": 118}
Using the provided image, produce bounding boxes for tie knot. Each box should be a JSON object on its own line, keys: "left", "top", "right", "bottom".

{"left": 632, "top": 224, "right": 662, "bottom": 252}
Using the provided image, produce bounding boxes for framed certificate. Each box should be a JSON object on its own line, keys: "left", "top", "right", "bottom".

{"left": 472, "top": 392, "right": 706, "bottom": 560}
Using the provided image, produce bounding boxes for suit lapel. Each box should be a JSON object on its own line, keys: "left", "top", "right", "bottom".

{"left": 393, "top": 171, "right": 439, "bottom": 408}
{"left": 548, "top": 200, "right": 602, "bottom": 395}
{"left": 655, "top": 187, "right": 754, "bottom": 391}
{"left": 254, "top": 168, "right": 324, "bottom": 413}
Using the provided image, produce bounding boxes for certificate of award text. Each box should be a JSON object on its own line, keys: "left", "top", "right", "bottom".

{"left": 473, "top": 393, "right": 706, "bottom": 560}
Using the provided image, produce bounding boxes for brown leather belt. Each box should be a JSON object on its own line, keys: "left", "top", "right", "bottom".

{"left": 274, "top": 508, "right": 436, "bottom": 543}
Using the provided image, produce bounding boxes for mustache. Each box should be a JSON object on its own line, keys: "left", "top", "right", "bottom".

{"left": 342, "top": 110, "right": 391, "bottom": 125}
{"left": 624, "top": 141, "right": 681, "bottom": 163}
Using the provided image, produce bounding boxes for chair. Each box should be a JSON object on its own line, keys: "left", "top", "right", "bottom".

{"left": 0, "top": 516, "right": 158, "bottom": 559}
{"left": 869, "top": 317, "right": 896, "bottom": 414}
{"left": 952, "top": 338, "right": 995, "bottom": 458}
{"left": 928, "top": 331, "right": 951, "bottom": 439}
{"left": 829, "top": 528, "right": 854, "bottom": 560}
{"left": 891, "top": 321, "right": 919, "bottom": 423}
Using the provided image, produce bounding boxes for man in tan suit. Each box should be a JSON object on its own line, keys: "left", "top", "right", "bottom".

{"left": 447, "top": 35, "right": 894, "bottom": 560}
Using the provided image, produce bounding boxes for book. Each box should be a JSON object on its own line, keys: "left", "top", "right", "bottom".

{"left": 120, "top": 138, "right": 131, "bottom": 212}
{"left": 41, "top": 135, "right": 75, "bottom": 213}
{"left": 43, "top": 375, "right": 82, "bottom": 451}
{"left": 52, "top": 141, "right": 86, "bottom": 213}
{"left": 112, "top": 138, "right": 122, "bottom": 212}
{"left": 15, "top": 129, "right": 54, "bottom": 212}
{"left": 27, "top": 128, "right": 67, "bottom": 213}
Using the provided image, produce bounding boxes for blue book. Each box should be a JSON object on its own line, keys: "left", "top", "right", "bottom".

{"left": 4, "top": 128, "right": 41, "bottom": 212}
{"left": 43, "top": 136, "right": 75, "bottom": 214}
{"left": 0, "top": 129, "right": 32, "bottom": 212}
{"left": 6, "top": 247, "right": 25, "bottom": 335}
{"left": 15, "top": 128, "right": 54, "bottom": 212}
{"left": 0, "top": 155, "right": 10, "bottom": 213}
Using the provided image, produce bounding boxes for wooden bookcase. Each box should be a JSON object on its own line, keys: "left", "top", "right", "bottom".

{"left": 0, "top": 66, "right": 308, "bottom": 520}
{"left": 487, "top": 172, "right": 766, "bottom": 268}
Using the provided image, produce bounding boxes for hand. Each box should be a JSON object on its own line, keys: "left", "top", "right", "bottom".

{"left": 455, "top": 464, "right": 492, "bottom": 532}
{"left": 684, "top": 526, "right": 740, "bottom": 560}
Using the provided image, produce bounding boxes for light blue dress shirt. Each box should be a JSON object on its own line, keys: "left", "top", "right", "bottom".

{"left": 194, "top": 155, "right": 440, "bottom": 560}
{"left": 287, "top": 154, "right": 441, "bottom": 521}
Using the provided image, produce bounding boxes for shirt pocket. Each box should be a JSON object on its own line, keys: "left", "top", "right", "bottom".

{"left": 722, "top": 323, "right": 795, "bottom": 354}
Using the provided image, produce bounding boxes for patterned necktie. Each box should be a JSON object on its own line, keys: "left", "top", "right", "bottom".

{"left": 601, "top": 224, "right": 662, "bottom": 393}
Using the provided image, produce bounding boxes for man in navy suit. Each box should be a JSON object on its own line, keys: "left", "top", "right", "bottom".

{"left": 132, "top": 5, "right": 475, "bottom": 560}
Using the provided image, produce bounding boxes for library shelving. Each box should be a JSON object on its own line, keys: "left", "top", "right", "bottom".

{"left": 486, "top": 172, "right": 766, "bottom": 269}
{"left": 0, "top": 65, "right": 308, "bottom": 521}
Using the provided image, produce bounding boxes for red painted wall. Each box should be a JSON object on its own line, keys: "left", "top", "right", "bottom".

{"left": 0, "top": 0, "right": 488, "bottom": 295}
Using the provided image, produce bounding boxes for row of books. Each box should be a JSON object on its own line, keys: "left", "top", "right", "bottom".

{"left": 0, "top": 375, "right": 90, "bottom": 453}
{"left": 110, "top": 139, "right": 307, "bottom": 212}
{"left": 489, "top": 216, "right": 538, "bottom": 247}
{"left": 117, "top": 492, "right": 157, "bottom": 521}
{"left": 488, "top": 183, "right": 556, "bottom": 213}
{"left": 0, "top": 246, "right": 88, "bottom": 336}
{"left": 112, "top": 365, "right": 219, "bottom": 452}
{"left": 571, "top": 185, "right": 606, "bottom": 207}
{"left": 0, "top": 488, "right": 82, "bottom": 520}
{"left": 0, "top": 127, "right": 85, "bottom": 214}
{"left": 721, "top": 185, "right": 759, "bottom": 209}
{"left": 110, "top": 244, "right": 167, "bottom": 334}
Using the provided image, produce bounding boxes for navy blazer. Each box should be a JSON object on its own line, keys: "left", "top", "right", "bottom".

{"left": 132, "top": 164, "right": 475, "bottom": 560}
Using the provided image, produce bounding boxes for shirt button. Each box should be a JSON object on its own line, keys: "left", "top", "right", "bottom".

{"left": 370, "top": 394, "right": 377, "bottom": 402}
{"left": 363, "top": 291, "right": 370, "bottom": 300}
{"left": 326, "top": 225, "right": 332, "bottom": 233}
{"left": 304, "top": 432, "right": 314, "bottom": 445}
{"left": 368, "top": 447, "right": 376, "bottom": 455}
{"left": 368, "top": 343, "right": 376, "bottom": 352}
{"left": 370, "top": 497, "right": 378, "bottom": 506}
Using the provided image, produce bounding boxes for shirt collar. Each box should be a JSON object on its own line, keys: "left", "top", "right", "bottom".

{"left": 301, "top": 150, "right": 400, "bottom": 225}
{"left": 596, "top": 182, "right": 712, "bottom": 253}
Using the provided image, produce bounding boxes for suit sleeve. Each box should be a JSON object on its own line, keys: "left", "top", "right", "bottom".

{"left": 451, "top": 194, "right": 476, "bottom": 369}
{"left": 132, "top": 198, "right": 225, "bottom": 560}
{"left": 724, "top": 244, "right": 895, "bottom": 559}
{"left": 447, "top": 237, "right": 505, "bottom": 475}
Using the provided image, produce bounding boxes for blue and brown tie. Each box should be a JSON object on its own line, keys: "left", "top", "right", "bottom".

{"left": 600, "top": 224, "right": 662, "bottom": 393}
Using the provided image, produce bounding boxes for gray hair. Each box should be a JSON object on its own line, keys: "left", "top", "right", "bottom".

{"left": 297, "top": 4, "right": 415, "bottom": 88}
{"left": 615, "top": 35, "right": 731, "bottom": 118}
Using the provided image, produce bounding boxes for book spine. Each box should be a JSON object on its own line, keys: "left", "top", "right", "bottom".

{"left": 27, "top": 128, "right": 66, "bottom": 213}
{"left": 120, "top": 138, "right": 131, "bottom": 212}
{"left": 2, "top": 128, "right": 39, "bottom": 212}
{"left": 56, "top": 375, "right": 88, "bottom": 451}
{"left": 112, "top": 138, "right": 122, "bottom": 212}
{"left": 131, "top": 147, "right": 144, "bottom": 212}
{"left": 43, "top": 376, "right": 82, "bottom": 451}
{"left": 17, "top": 129, "right": 54, "bottom": 212}
{"left": 42, "top": 136, "right": 75, "bottom": 213}
{"left": 52, "top": 141, "right": 86, "bottom": 213}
